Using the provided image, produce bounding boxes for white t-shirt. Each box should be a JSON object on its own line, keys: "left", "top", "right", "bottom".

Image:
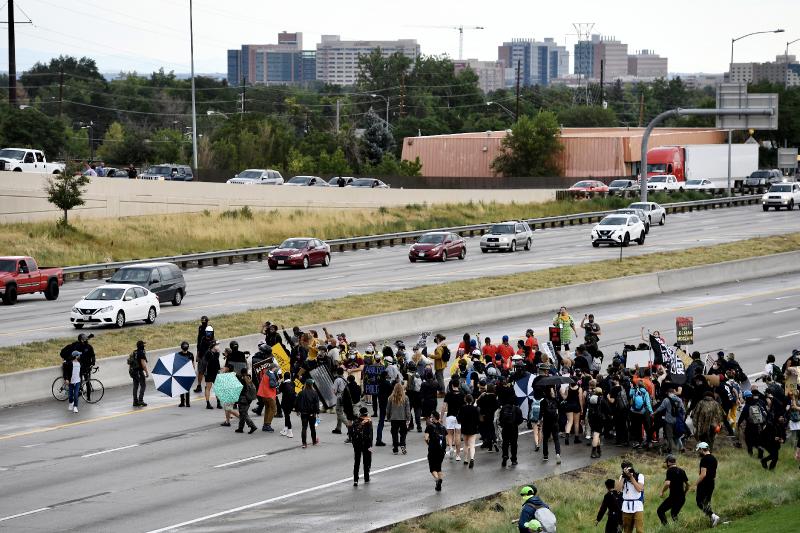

{"left": 621, "top": 473, "right": 645, "bottom": 514}
{"left": 70, "top": 362, "right": 81, "bottom": 385}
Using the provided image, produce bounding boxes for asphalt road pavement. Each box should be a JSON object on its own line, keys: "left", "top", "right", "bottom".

{"left": 1, "top": 204, "right": 797, "bottom": 348}
{"left": 1, "top": 273, "right": 799, "bottom": 532}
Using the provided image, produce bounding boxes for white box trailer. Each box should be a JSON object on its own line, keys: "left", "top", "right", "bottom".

{"left": 684, "top": 144, "right": 758, "bottom": 187}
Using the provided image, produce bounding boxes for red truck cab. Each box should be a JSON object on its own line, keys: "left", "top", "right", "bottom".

{"left": 646, "top": 147, "right": 685, "bottom": 181}
{"left": 0, "top": 256, "right": 64, "bottom": 305}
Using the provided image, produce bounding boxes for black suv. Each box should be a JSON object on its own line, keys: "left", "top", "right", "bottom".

{"left": 107, "top": 262, "right": 187, "bottom": 305}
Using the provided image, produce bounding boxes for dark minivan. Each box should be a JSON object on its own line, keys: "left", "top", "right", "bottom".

{"left": 107, "top": 262, "right": 187, "bottom": 305}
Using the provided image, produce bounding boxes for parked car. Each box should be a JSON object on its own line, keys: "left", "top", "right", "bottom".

{"left": 745, "top": 169, "right": 783, "bottom": 188}
{"left": 0, "top": 256, "right": 63, "bottom": 305}
{"left": 346, "top": 178, "right": 390, "bottom": 189}
{"left": 139, "top": 164, "right": 193, "bottom": 181}
{"left": 628, "top": 201, "right": 666, "bottom": 226}
{"left": 328, "top": 176, "right": 355, "bottom": 187}
{"left": 479, "top": 221, "right": 533, "bottom": 253}
{"left": 71, "top": 284, "right": 160, "bottom": 329}
{"left": 608, "top": 179, "right": 638, "bottom": 193}
{"left": 591, "top": 214, "right": 646, "bottom": 247}
{"left": 409, "top": 232, "right": 466, "bottom": 262}
{"left": 284, "top": 175, "right": 329, "bottom": 187}
{"left": 761, "top": 182, "right": 800, "bottom": 211}
{"left": 646, "top": 174, "right": 681, "bottom": 191}
{"left": 268, "top": 238, "right": 331, "bottom": 270}
{"left": 0, "top": 148, "right": 64, "bottom": 174}
{"left": 615, "top": 208, "right": 650, "bottom": 234}
{"left": 105, "top": 168, "right": 131, "bottom": 178}
{"left": 568, "top": 180, "right": 609, "bottom": 193}
{"left": 107, "top": 263, "right": 186, "bottom": 306}
{"left": 684, "top": 178, "right": 715, "bottom": 191}
{"left": 227, "top": 169, "right": 284, "bottom": 185}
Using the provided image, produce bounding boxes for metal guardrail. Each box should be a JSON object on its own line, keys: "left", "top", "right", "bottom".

{"left": 62, "top": 194, "right": 762, "bottom": 281}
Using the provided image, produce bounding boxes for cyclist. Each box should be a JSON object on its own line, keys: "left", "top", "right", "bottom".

{"left": 60, "top": 334, "right": 96, "bottom": 399}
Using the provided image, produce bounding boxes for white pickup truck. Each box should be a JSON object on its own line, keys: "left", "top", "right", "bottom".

{"left": 0, "top": 148, "right": 65, "bottom": 174}
{"left": 645, "top": 174, "right": 682, "bottom": 191}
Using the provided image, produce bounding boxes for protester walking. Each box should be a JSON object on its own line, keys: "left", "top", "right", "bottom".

{"left": 195, "top": 320, "right": 212, "bottom": 393}
{"left": 128, "top": 340, "right": 149, "bottom": 407}
{"left": 690, "top": 442, "right": 721, "bottom": 528}
{"left": 596, "top": 479, "right": 623, "bottom": 533}
{"left": 424, "top": 412, "right": 447, "bottom": 491}
{"left": 457, "top": 394, "right": 481, "bottom": 468}
{"left": 553, "top": 306, "right": 578, "bottom": 351}
{"left": 351, "top": 407, "right": 373, "bottom": 486}
{"left": 477, "top": 383, "right": 499, "bottom": 452}
{"left": 691, "top": 391, "right": 726, "bottom": 450}
{"left": 540, "top": 386, "right": 562, "bottom": 464}
{"left": 204, "top": 341, "right": 222, "bottom": 409}
{"left": 279, "top": 372, "right": 295, "bottom": 438}
{"left": 617, "top": 461, "right": 645, "bottom": 533}
{"left": 332, "top": 367, "right": 349, "bottom": 435}
{"left": 176, "top": 341, "right": 194, "bottom": 408}
{"left": 257, "top": 360, "right": 280, "bottom": 432}
{"left": 562, "top": 380, "right": 584, "bottom": 446}
{"left": 296, "top": 379, "right": 320, "bottom": 448}
{"left": 441, "top": 378, "right": 465, "bottom": 461}
{"left": 387, "top": 382, "right": 411, "bottom": 455}
{"left": 235, "top": 370, "right": 258, "bottom": 434}
{"left": 657, "top": 454, "right": 689, "bottom": 525}
{"left": 498, "top": 398, "right": 523, "bottom": 468}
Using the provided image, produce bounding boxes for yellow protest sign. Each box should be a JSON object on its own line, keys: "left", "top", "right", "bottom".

{"left": 272, "top": 343, "right": 290, "bottom": 375}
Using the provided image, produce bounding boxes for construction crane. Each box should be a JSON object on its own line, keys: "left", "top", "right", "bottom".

{"left": 409, "top": 25, "right": 485, "bottom": 60}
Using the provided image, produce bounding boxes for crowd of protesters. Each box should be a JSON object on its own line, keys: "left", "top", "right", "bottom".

{"left": 91, "top": 306, "right": 800, "bottom": 532}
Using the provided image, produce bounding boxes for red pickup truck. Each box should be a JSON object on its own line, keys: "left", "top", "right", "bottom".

{"left": 0, "top": 256, "right": 64, "bottom": 305}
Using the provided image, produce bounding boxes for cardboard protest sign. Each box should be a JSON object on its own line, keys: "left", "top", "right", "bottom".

{"left": 363, "top": 364, "right": 383, "bottom": 395}
{"left": 676, "top": 317, "right": 694, "bottom": 345}
{"left": 626, "top": 350, "right": 651, "bottom": 369}
{"left": 272, "top": 343, "right": 291, "bottom": 375}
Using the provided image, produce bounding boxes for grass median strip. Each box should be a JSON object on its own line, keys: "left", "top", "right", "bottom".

{"left": 388, "top": 443, "right": 800, "bottom": 533}
{"left": 0, "top": 192, "right": 711, "bottom": 267}
{"left": 1, "top": 232, "right": 799, "bottom": 375}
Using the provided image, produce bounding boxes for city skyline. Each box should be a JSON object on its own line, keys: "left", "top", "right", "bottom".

{"left": 2, "top": 0, "right": 797, "bottom": 76}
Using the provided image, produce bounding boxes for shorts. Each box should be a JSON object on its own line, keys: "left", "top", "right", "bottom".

{"left": 197, "top": 359, "right": 207, "bottom": 375}
{"left": 222, "top": 402, "right": 237, "bottom": 412}
{"left": 428, "top": 453, "right": 444, "bottom": 473}
{"left": 445, "top": 416, "right": 461, "bottom": 431}
{"left": 205, "top": 371, "right": 218, "bottom": 383}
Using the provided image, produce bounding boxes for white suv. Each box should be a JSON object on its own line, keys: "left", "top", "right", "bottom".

{"left": 480, "top": 221, "right": 533, "bottom": 253}
{"left": 762, "top": 182, "right": 800, "bottom": 211}
{"left": 591, "top": 214, "right": 646, "bottom": 247}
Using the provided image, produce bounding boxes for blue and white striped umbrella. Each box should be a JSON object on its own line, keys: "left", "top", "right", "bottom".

{"left": 513, "top": 373, "right": 535, "bottom": 420}
{"left": 152, "top": 353, "right": 195, "bottom": 397}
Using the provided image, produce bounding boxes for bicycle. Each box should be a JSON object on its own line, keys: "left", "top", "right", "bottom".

{"left": 51, "top": 366, "right": 105, "bottom": 404}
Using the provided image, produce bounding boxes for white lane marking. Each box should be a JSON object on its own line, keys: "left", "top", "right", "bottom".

{"left": 775, "top": 295, "right": 797, "bottom": 300}
{"left": 744, "top": 338, "right": 762, "bottom": 343}
{"left": 242, "top": 275, "right": 270, "bottom": 281}
{"left": 213, "top": 454, "right": 266, "bottom": 468}
{"left": 21, "top": 443, "right": 44, "bottom": 448}
{"left": 148, "top": 429, "right": 533, "bottom": 533}
{"left": 208, "top": 289, "right": 241, "bottom": 296}
{"left": 772, "top": 307, "right": 797, "bottom": 314}
{"left": 347, "top": 262, "right": 374, "bottom": 267}
{"left": 81, "top": 444, "right": 140, "bottom": 458}
{"left": 317, "top": 275, "right": 344, "bottom": 281}
{"left": 776, "top": 331, "right": 800, "bottom": 339}
{"left": 0, "top": 507, "right": 52, "bottom": 523}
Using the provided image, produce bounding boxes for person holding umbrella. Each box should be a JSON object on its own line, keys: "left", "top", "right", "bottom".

{"left": 177, "top": 341, "right": 195, "bottom": 408}
{"left": 194, "top": 320, "right": 212, "bottom": 393}
{"left": 296, "top": 379, "right": 320, "bottom": 448}
{"left": 351, "top": 407, "right": 373, "bottom": 486}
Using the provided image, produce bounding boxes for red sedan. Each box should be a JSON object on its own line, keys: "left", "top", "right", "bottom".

{"left": 409, "top": 232, "right": 466, "bottom": 262}
{"left": 268, "top": 238, "right": 331, "bottom": 270}
{"left": 568, "top": 180, "right": 609, "bottom": 193}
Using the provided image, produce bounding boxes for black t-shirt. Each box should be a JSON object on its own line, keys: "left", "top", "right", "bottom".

{"left": 444, "top": 390, "right": 464, "bottom": 418}
{"left": 665, "top": 466, "right": 688, "bottom": 498}
{"left": 699, "top": 454, "right": 717, "bottom": 483}
{"left": 178, "top": 350, "right": 195, "bottom": 363}
{"left": 584, "top": 321, "right": 600, "bottom": 336}
{"left": 425, "top": 422, "right": 446, "bottom": 455}
{"left": 134, "top": 351, "right": 147, "bottom": 373}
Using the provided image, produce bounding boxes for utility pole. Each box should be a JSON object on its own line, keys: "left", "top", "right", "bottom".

{"left": 638, "top": 92, "right": 645, "bottom": 127}
{"left": 241, "top": 76, "right": 246, "bottom": 115}
{"left": 7, "top": 0, "right": 16, "bottom": 107}
{"left": 515, "top": 59, "right": 521, "bottom": 120}
{"left": 599, "top": 59, "right": 605, "bottom": 107}
{"left": 189, "top": 0, "right": 199, "bottom": 173}
{"left": 58, "top": 66, "right": 64, "bottom": 118}
{"left": 335, "top": 99, "right": 340, "bottom": 133}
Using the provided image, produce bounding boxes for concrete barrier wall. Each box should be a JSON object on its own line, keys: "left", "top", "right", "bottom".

{"left": 0, "top": 173, "right": 556, "bottom": 223}
{"left": 3, "top": 250, "right": 798, "bottom": 407}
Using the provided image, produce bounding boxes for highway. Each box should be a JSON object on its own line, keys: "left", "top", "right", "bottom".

{"left": 1, "top": 273, "right": 799, "bottom": 532}
{"left": 0, "top": 204, "right": 796, "bottom": 348}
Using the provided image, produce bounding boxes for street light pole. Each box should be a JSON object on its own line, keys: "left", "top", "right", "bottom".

{"left": 486, "top": 101, "right": 516, "bottom": 122}
{"left": 786, "top": 38, "right": 800, "bottom": 87}
{"left": 729, "top": 28, "right": 785, "bottom": 81}
{"left": 370, "top": 94, "right": 390, "bottom": 126}
{"left": 188, "top": 0, "right": 199, "bottom": 174}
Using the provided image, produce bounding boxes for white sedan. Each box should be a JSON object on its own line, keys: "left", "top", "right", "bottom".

{"left": 628, "top": 201, "right": 666, "bottom": 226}
{"left": 591, "top": 214, "right": 646, "bottom": 247}
{"left": 684, "top": 179, "right": 715, "bottom": 191}
{"left": 70, "top": 284, "right": 160, "bottom": 329}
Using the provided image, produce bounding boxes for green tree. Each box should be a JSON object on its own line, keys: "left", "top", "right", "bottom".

{"left": 0, "top": 107, "right": 66, "bottom": 158}
{"left": 318, "top": 148, "right": 352, "bottom": 176}
{"left": 363, "top": 153, "right": 423, "bottom": 176}
{"left": 44, "top": 172, "right": 91, "bottom": 224}
{"left": 557, "top": 106, "right": 618, "bottom": 127}
{"left": 361, "top": 108, "right": 395, "bottom": 165}
{"left": 287, "top": 148, "right": 316, "bottom": 175}
{"left": 491, "top": 112, "right": 563, "bottom": 177}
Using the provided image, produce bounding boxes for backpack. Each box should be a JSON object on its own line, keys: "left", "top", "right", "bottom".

{"left": 499, "top": 403, "right": 517, "bottom": 426}
{"left": 631, "top": 388, "right": 646, "bottom": 412}
{"left": 748, "top": 403, "right": 766, "bottom": 425}
{"left": 588, "top": 394, "right": 602, "bottom": 416}
{"left": 430, "top": 423, "right": 447, "bottom": 453}
{"left": 267, "top": 370, "right": 278, "bottom": 389}
{"left": 351, "top": 419, "right": 369, "bottom": 447}
{"left": 523, "top": 502, "right": 557, "bottom": 533}
{"left": 769, "top": 363, "right": 784, "bottom": 384}
{"left": 127, "top": 351, "right": 139, "bottom": 376}
{"left": 407, "top": 372, "right": 421, "bottom": 392}
{"left": 528, "top": 398, "right": 542, "bottom": 423}
{"left": 440, "top": 346, "right": 451, "bottom": 363}
{"left": 616, "top": 388, "right": 629, "bottom": 410}
{"left": 670, "top": 397, "right": 687, "bottom": 436}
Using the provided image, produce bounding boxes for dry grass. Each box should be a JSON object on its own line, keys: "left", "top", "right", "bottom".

{"left": 390, "top": 443, "right": 800, "bottom": 533}
{"left": 1, "top": 232, "right": 798, "bottom": 375}
{"left": 0, "top": 192, "right": 707, "bottom": 267}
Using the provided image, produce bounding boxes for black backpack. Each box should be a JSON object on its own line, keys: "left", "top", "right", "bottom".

{"left": 441, "top": 346, "right": 451, "bottom": 363}
{"left": 126, "top": 351, "right": 139, "bottom": 376}
{"left": 499, "top": 403, "right": 517, "bottom": 425}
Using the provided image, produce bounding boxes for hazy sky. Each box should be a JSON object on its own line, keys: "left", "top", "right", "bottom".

{"left": 3, "top": 0, "right": 797, "bottom": 75}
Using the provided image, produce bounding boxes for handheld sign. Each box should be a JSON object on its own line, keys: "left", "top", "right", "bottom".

{"left": 675, "top": 317, "right": 693, "bottom": 345}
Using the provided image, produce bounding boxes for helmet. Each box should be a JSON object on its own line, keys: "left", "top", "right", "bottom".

{"left": 502, "top": 335, "right": 509, "bottom": 342}
{"left": 471, "top": 349, "right": 481, "bottom": 357}
{"left": 512, "top": 354, "right": 523, "bottom": 362}
{"left": 230, "top": 340, "right": 239, "bottom": 351}
{"left": 180, "top": 341, "right": 190, "bottom": 351}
